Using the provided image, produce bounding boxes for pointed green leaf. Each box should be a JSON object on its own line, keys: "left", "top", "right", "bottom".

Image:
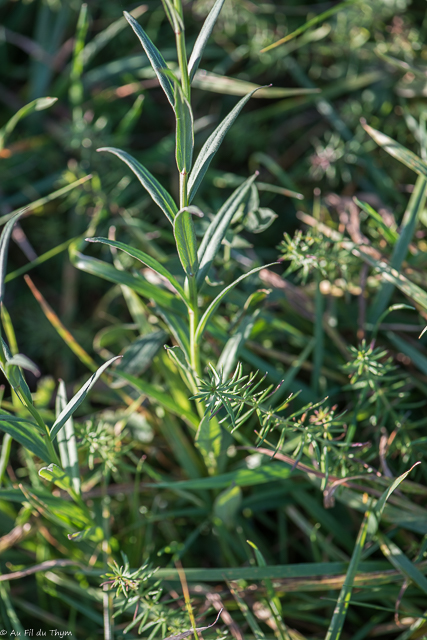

{"left": 175, "top": 82, "right": 194, "bottom": 173}
{"left": 0, "top": 97, "right": 57, "bottom": 150}
{"left": 173, "top": 209, "right": 200, "bottom": 278}
{"left": 0, "top": 211, "right": 26, "bottom": 306}
{"left": 39, "top": 463, "right": 74, "bottom": 494}
{"left": 98, "top": 147, "right": 178, "bottom": 223}
{"left": 0, "top": 339, "right": 33, "bottom": 406}
{"left": 86, "top": 237, "right": 189, "bottom": 307}
{"left": 197, "top": 173, "right": 258, "bottom": 286}
{"left": 188, "top": 88, "right": 262, "bottom": 202}
{"left": 0, "top": 414, "right": 50, "bottom": 462}
{"left": 124, "top": 11, "right": 175, "bottom": 106}
{"left": 70, "top": 244, "right": 180, "bottom": 310}
{"left": 188, "top": 0, "right": 226, "bottom": 82}
{"left": 56, "top": 380, "right": 80, "bottom": 495}
{"left": 7, "top": 354, "right": 40, "bottom": 377}
{"left": 362, "top": 120, "right": 427, "bottom": 177}
{"left": 195, "top": 263, "right": 277, "bottom": 342}
{"left": 50, "top": 356, "right": 121, "bottom": 441}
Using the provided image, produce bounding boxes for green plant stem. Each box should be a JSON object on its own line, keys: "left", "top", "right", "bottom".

{"left": 173, "top": 0, "right": 190, "bottom": 101}
{"left": 102, "top": 470, "right": 114, "bottom": 640}
{"left": 189, "top": 305, "right": 201, "bottom": 379}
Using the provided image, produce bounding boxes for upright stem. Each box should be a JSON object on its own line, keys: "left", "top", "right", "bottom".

{"left": 172, "top": 1, "right": 200, "bottom": 378}
{"left": 174, "top": 0, "right": 191, "bottom": 101}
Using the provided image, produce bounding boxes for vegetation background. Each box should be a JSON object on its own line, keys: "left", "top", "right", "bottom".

{"left": 1, "top": 0, "right": 427, "bottom": 639}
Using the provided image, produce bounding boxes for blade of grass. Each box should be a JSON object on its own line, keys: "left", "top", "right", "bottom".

{"left": 370, "top": 175, "right": 427, "bottom": 322}
{"left": 377, "top": 533, "right": 427, "bottom": 596}
{"left": 362, "top": 120, "right": 427, "bottom": 178}
{"left": 0, "top": 175, "right": 92, "bottom": 226}
{"left": 260, "top": 0, "right": 358, "bottom": 52}
{"left": 324, "top": 510, "right": 370, "bottom": 640}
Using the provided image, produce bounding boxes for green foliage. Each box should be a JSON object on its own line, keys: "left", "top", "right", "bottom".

{"left": 1, "top": 0, "right": 427, "bottom": 638}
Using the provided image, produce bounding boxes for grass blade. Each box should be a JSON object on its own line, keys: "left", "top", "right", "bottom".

{"left": 56, "top": 380, "right": 80, "bottom": 495}
{"left": 260, "top": 0, "right": 357, "bottom": 52}
{"left": 98, "top": 147, "right": 178, "bottom": 223}
{"left": 188, "top": 0, "right": 226, "bottom": 82}
{"left": 197, "top": 173, "right": 258, "bottom": 287}
{"left": 188, "top": 88, "right": 262, "bottom": 202}
{"left": 86, "top": 237, "right": 189, "bottom": 307}
{"left": 378, "top": 533, "right": 427, "bottom": 596}
{"left": 0, "top": 175, "right": 92, "bottom": 226}
{"left": 325, "top": 511, "right": 370, "bottom": 640}
{"left": 362, "top": 120, "right": 427, "bottom": 177}
{"left": 370, "top": 175, "right": 427, "bottom": 321}
{"left": 0, "top": 97, "right": 57, "bottom": 150}
{"left": 0, "top": 211, "right": 26, "bottom": 306}
{"left": 195, "top": 263, "right": 277, "bottom": 342}
{"left": 50, "top": 356, "right": 121, "bottom": 441}
{"left": 124, "top": 11, "right": 175, "bottom": 107}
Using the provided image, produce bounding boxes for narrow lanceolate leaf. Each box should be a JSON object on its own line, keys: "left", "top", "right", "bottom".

{"left": 56, "top": 381, "right": 80, "bottom": 495}
{"left": 70, "top": 244, "right": 180, "bottom": 310}
{"left": 362, "top": 120, "right": 427, "bottom": 177}
{"left": 188, "top": 88, "right": 262, "bottom": 202}
{"left": 188, "top": 0, "right": 226, "bottom": 82}
{"left": 195, "top": 263, "right": 277, "bottom": 342}
{"left": 0, "top": 97, "right": 57, "bottom": 150}
{"left": 197, "top": 173, "right": 258, "bottom": 287}
{"left": 175, "top": 83, "right": 194, "bottom": 173}
{"left": 86, "top": 237, "right": 189, "bottom": 307}
{"left": 325, "top": 511, "right": 370, "bottom": 640}
{"left": 123, "top": 11, "right": 175, "bottom": 107}
{"left": 0, "top": 414, "right": 50, "bottom": 462}
{"left": 0, "top": 211, "right": 25, "bottom": 306}
{"left": 173, "top": 209, "right": 200, "bottom": 278}
{"left": 50, "top": 356, "right": 121, "bottom": 441}
{"left": 98, "top": 148, "right": 178, "bottom": 223}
